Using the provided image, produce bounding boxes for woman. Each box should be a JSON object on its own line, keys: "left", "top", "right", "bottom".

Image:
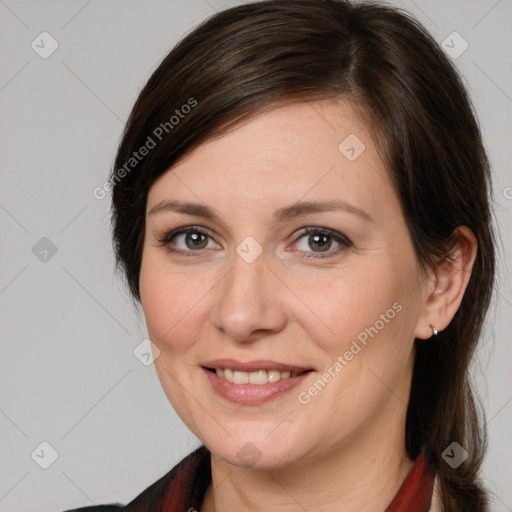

{"left": 65, "top": 0, "right": 497, "bottom": 510}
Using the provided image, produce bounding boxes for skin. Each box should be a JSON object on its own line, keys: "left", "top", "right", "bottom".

{"left": 139, "top": 100, "right": 477, "bottom": 512}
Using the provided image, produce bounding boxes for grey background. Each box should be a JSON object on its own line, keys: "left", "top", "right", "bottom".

{"left": 0, "top": 0, "right": 510, "bottom": 511}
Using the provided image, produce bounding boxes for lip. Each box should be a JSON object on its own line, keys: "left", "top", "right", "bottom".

{"left": 202, "top": 358, "right": 313, "bottom": 373}
{"left": 202, "top": 366, "right": 314, "bottom": 405}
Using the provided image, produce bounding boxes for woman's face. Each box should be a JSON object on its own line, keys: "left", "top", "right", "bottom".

{"left": 140, "top": 100, "right": 431, "bottom": 469}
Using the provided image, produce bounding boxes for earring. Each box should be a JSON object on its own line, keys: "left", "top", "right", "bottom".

{"left": 429, "top": 324, "right": 438, "bottom": 336}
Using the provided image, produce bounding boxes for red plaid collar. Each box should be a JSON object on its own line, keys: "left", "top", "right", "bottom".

{"left": 384, "top": 449, "right": 436, "bottom": 512}
{"left": 158, "top": 446, "right": 435, "bottom": 512}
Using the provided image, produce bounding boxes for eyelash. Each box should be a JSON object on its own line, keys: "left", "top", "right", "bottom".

{"left": 156, "top": 225, "right": 352, "bottom": 260}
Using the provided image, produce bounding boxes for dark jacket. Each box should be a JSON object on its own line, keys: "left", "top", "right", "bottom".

{"left": 62, "top": 445, "right": 211, "bottom": 512}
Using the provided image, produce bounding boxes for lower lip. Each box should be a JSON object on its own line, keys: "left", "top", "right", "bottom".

{"left": 202, "top": 367, "right": 313, "bottom": 405}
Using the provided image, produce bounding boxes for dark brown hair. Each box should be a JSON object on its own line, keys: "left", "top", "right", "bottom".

{"left": 109, "top": 1, "right": 497, "bottom": 510}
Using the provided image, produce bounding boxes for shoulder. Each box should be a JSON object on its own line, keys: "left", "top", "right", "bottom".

{"left": 62, "top": 446, "right": 209, "bottom": 512}
{"left": 428, "top": 474, "right": 443, "bottom": 512}
{"left": 62, "top": 507, "right": 124, "bottom": 512}
{"left": 428, "top": 473, "right": 493, "bottom": 512}
{"left": 60, "top": 468, "right": 176, "bottom": 512}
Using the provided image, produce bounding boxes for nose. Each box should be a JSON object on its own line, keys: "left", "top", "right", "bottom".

{"left": 210, "top": 249, "right": 287, "bottom": 343}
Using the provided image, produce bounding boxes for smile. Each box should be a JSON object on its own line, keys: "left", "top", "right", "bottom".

{"left": 210, "top": 368, "right": 304, "bottom": 384}
{"left": 202, "top": 366, "right": 314, "bottom": 405}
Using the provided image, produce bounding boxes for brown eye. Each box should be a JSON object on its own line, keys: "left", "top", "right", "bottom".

{"left": 293, "top": 227, "right": 352, "bottom": 258}
{"left": 158, "top": 226, "right": 219, "bottom": 256}
{"left": 182, "top": 232, "right": 208, "bottom": 250}
{"left": 307, "top": 233, "right": 332, "bottom": 252}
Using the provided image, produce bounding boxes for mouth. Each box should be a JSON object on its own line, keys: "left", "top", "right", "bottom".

{"left": 203, "top": 367, "right": 312, "bottom": 385}
{"left": 201, "top": 362, "right": 315, "bottom": 405}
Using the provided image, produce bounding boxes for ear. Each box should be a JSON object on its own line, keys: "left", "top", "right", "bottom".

{"left": 414, "top": 226, "right": 478, "bottom": 340}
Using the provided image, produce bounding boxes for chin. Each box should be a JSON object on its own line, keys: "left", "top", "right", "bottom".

{"left": 207, "top": 432, "right": 305, "bottom": 471}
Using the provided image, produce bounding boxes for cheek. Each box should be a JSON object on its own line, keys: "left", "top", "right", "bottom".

{"left": 291, "top": 264, "right": 416, "bottom": 424}
{"left": 293, "top": 256, "right": 418, "bottom": 407}
{"left": 290, "top": 260, "right": 408, "bottom": 349}
{"left": 139, "top": 253, "right": 206, "bottom": 354}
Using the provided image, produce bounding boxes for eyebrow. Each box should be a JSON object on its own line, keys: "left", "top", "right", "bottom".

{"left": 147, "top": 199, "right": 374, "bottom": 224}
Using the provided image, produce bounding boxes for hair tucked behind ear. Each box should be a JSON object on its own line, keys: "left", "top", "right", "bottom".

{"left": 109, "top": 1, "right": 497, "bottom": 509}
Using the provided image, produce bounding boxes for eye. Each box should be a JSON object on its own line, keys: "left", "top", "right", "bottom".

{"left": 291, "top": 227, "right": 352, "bottom": 259}
{"left": 157, "top": 226, "right": 219, "bottom": 256}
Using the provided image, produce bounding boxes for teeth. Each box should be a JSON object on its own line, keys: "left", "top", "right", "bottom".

{"left": 215, "top": 368, "right": 299, "bottom": 384}
{"left": 233, "top": 370, "right": 249, "bottom": 384}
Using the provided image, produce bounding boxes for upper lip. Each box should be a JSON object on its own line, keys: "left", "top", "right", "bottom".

{"left": 202, "top": 358, "right": 313, "bottom": 373}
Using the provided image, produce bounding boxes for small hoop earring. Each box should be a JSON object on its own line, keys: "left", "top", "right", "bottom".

{"left": 429, "top": 324, "right": 438, "bottom": 336}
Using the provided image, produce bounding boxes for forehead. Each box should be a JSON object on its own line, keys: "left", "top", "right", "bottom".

{"left": 146, "top": 100, "right": 396, "bottom": 223}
